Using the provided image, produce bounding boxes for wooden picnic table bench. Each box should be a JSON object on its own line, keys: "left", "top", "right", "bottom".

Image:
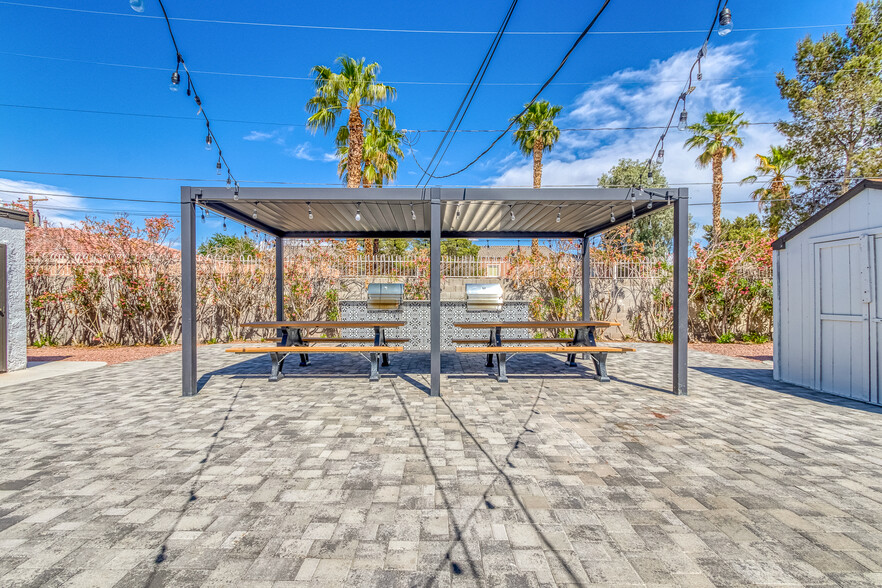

{"left": 232, "top": 321, "right": 406, "bottom": 381}
{"left": 452, "top": 320, "right": 632, "bottom": 382}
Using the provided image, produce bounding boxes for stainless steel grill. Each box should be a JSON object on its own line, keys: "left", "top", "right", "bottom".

{"left": 466, "top": 283, "right": 503, "bottom": 312}
{"left": 367, "top": 283, "right": 404, "bottom": 310}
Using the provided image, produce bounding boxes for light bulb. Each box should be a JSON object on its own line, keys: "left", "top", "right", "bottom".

{"left": 718, "top": 7, "right": 733, "bottom": 36}
{"left": 129, "top": 0, "right": 145, "bottom": 13}
{"left": 226, "top": 175, "right": 232, "bottom": 190}
{"left": 647, "top": 200, "right": 653, "bottom": 210}
{"left": 630, "top": 191, "right": 636, "bottom": 203}
{"left": 456, "top": 205, "right": 461, "bottom": 219}
{"left": 195, "top": 96, "right": 203, "bottom": 116}
{"left": 410, "top": 204, "right": 416, "bottom": 221}
{"left": 355, "top": 203, "right": 361, "bottom": 222}
{"left": 610, "top": 210, "right": 616, "bottom": 223}
{"left": 631, "top": 205, "right": 636, "bottom": 219}
{"left": 222, "top": 219, "right": 227, "bottom": 231}
{"left": 648, "top": 170, "right": 654, "bottom": 183}
{"left": 678, "top": 109, "right": 688, "bottom": 131}
{"left": 216, "top": 160, "right": 222, "bottom": 175}
{"left": 169, "top": 70, "right": 180, "bottom": 92}
{"left": 656, "top": 148, "right": 664, "bottom": 164}
{"left": 205, "top": 133, "right": 212, "bottom": 151}
{"left": 556, "top": 209, "right": 561, "bottom": 223}
{"left": 200, "top": 210, "right": 205, "bottom": 223}
{"left": 509, "top": 207, "right": 515, "bottom": 222}
{"left": 307, "top": 203, "right": 313, "bottom": 220}
{"left": 252, "top": 208, "right": 258, "bottom": 220}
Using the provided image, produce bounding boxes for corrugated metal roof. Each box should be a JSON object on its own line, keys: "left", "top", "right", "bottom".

{"left": 192, "top": 187, "right": 681, "bottom": 239}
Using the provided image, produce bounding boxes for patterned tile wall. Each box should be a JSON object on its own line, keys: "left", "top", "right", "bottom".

{"left": 340, "top": 301, "right": 530, "bottom": 350}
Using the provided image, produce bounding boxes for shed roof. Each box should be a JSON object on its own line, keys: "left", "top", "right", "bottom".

{"left": 771, "top": 179, "right": 882, "bottom": 250}
{"left": 0, "top": 206, "right": 29, "bottom": 223}
{"left": 189, "top": 187, "right": 682, "bottom": 240}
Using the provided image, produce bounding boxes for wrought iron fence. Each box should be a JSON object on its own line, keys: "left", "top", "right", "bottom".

{"left": 32, "top": 252, "right": 772, "bottom": 280}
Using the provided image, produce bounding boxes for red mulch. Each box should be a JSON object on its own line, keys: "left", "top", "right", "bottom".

{"left": 689, "top": 342, "right": 773, "bottom": 363}
{"left": 27, "top": 345, "right": 182, "bottom": 366}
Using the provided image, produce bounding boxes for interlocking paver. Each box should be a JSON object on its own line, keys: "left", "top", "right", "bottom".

{"left": 0, "top": 343, "right": 881, "bottom": 586}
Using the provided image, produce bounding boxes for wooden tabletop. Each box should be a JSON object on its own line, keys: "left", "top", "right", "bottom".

{"left": 453, "top": 321, "right": 620, "bottom": 329}
{"left": 242, "top": 321, "right": 406, "bottom": 329}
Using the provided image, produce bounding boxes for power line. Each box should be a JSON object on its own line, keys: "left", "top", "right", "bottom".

{"left": 0, "top": 102, "right": 784, "bottom": 131}
{"left": 418, "top": 0, "right": 614, "bottom": 180}
{"left": 417, "top": 0, "right": 520, "bottom": 187}
{"left": 4, "top": 50, "right": 877, "bottom": 87}
{"left": 0, "top": 1, "right": 870, "bottom": 36}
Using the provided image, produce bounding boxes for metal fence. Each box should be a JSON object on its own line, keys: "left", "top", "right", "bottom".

{"left": 31, "top": 253, "right": 772, "bottom": 280}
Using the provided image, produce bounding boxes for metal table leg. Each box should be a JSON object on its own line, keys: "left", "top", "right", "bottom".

{"left": 288, "top": 327, "right": 310, "bottom": 366}
{"left": 486, "top": 326, "right": 501, "bottom": 367}
{"left": 496, "top": 352, "right": 508, "bottom": 382}
{"left": 369, "top": 352, "right": 380, "bottom": 381}
{"left": 375, "top": 326, "right": 390, "bottom": 367}
{"left": 567, "top": 326, "right": 595, "bottom": 366}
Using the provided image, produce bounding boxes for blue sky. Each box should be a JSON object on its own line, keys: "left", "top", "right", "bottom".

{"left": 0, "top": 0, "right": 859, "bottom": 245}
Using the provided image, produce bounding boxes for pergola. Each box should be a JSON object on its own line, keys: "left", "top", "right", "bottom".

{"left": 181, "top": 186, "right": 689, "bottom": 397}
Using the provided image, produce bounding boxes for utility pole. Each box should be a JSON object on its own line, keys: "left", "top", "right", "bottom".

{"left": 16, "top": 195, "right": 48, "bottom": 227}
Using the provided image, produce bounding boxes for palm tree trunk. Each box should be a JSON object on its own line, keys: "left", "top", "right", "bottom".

{"left": 531, "top": 138, "right": 544, "bottom": 254}
{"left": 712, "top": 152, "right": 723, "bottom": 245}
{"left": 347, "top": 107, "right": 364, "bottom": 189}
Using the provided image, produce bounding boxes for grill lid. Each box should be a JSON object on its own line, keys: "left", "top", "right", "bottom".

{"left": 367, "top": 282, "right": 404, "bottom": 310}
{"left": 465, "top": 283, "right": 503, "bottom": 311}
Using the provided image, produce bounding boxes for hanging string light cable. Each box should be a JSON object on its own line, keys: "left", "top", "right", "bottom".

{"left": 152, "top": 0, "right": 239, "bottom": 196}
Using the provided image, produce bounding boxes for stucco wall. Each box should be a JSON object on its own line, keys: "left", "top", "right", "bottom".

{"left": 0, "top": 216, "right": 26, "bottom": 371}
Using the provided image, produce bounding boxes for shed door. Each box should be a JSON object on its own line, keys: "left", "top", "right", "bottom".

{"left": 872, "top": 235, "right": 882, "bottom": 404}
{"left": 815, "top": 237, "right": 870, "bottom": 401}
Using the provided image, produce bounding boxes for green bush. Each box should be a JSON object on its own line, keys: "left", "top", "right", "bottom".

{"left": 742, "top": 332, "right": 770, "bottom": 344}
{"left": 654, "top": 331, "right": 673, "bottom": 343}
{"left": 716, "top": 332, "right": 736, "bottom": 344}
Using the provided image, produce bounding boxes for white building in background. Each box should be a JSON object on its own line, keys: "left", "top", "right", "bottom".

{"left": 0, "top": 207, "right": 28, "bottom": 372}
{"left": 772, "top": 180, "right": 882, "bottom": 405}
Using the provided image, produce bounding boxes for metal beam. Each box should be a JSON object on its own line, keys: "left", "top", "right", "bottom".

{"left": 181, "top": 188, "right": 197, "bottom": 397}
{"left": 201, "top": 201, "right": 284, "bottom": 237}
{"left": 190, "top": 186, "right": 658, "bottom": 203}
{"left": 582, "top": 236, "right": 591, "bottom": 320}
{"left": 673, "top": 188, "right": 689, "bottom": 396}
{"left": 430, "top": 189, "right": 441, "bottom": 397}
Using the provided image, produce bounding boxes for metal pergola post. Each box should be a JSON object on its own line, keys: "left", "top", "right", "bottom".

{"left": 673, "top": 188, "right": 689, "bottom": 395}
{"left": 581, "top": 236, "right": 591, "bottom": 320}
{"left": 429, "top": 189, "right": 441, "bottom": 397}
{"left": 275, "top": 236, "right": 284, "bottom": 328}
{"left": 181, "top": 188, "right": 197, "bottom": 397}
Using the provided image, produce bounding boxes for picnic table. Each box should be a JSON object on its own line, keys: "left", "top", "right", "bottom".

{"left": 453, "top": 320, "right": 630, "bottom": 382}
{"left": 234, "top": 321, "right": 406, "bottom": 381}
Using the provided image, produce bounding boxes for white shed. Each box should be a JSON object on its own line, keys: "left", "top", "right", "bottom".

{"left": 0, "top": 206, "right": 28, "bottom": 373}
{"left": 772, "top": 179, "right": 882, "bottom": 405}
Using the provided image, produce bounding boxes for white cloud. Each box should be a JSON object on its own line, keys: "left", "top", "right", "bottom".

{"left": 0, "top": 178, "right": 84, "bottom": 225}
{"left": 489, "top": 40, "right": 788, "bottom": 228}
{"left": 286, "top": 142, "right": 337, "bottom": 163}
{"left": 243, "top": 127, "right": 293, "bottom": 145}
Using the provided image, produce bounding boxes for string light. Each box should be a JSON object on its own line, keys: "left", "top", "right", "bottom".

{"left": 656, "top": 142, "right": 665, "bottom": 164}
{"left": 195, "top": 95, "right": 203, "bottom": 116}
{"left": 718, "top": 7, "right": 733, "bottom": 36}
{"left": 204, "top": 125, "right": 212, "bottom": 150}
{"left": 307, "top": 202, "right": 313, "bottom": 220}
{"left": 609, "top": 207, "right": 615, "bottom": 223}
{"left": 410, "top": 202, "right": 416, "bottom": 221}
{"left": 509, "top": 205, "right": 515, "bottom": 222}
{"left": 647, "top": 194, "right": 654, "bottom": 210}
{"left": 222, "top": 218, "right": 227, "bottom": 231}
{"left": 631, "top": 204, "right": 636, "bottom": 218}
{"left": 200, "top": 208, "right": 205, "bottom": 223}
{"left": 226, "top": 174, "right": 231, "bottom": 189}
{"left": 456, "top": 203, "right": 461, "bottom": 218}
{"left": 216, "top": 154, "right": 222, "bottom": 175}
{"left": 252, "top": 206, "right": 258, "bottom": 220}
{"left": 169, "top": 56, "right": 181, "bottom": 92}
{"left": 556, "top": 206, "right": 561, "bottom": 223}
{"left": 233, "top": 182, "right": 239, "bottom": 200}
{"left": 678, "top": 107, "right": 688, "bottom": 131}
{"left": 355, "top": 202, "right": 361, "bottom": 222}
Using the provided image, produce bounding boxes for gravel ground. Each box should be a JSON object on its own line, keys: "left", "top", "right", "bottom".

{"left": 689, "top": 341, "right": 773, "bottom": 362}
{"left": 27, "top": 345, "right": 182, "bottom": 365}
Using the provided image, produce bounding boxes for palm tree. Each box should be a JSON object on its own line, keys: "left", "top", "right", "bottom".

{"left": 511, "top": 100, "right": 563, "bottom": 254}
{"left": 740, "top": 146, "right": 808, "bottom": 235}
{"left": 684, "top": 110, "right": 748, "bottom": 245}
{"left": 306, "top": 56, "right": 396, "bottom": 189}
{"left": 336, "top": 108, "right": 405, "bottom": 255}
